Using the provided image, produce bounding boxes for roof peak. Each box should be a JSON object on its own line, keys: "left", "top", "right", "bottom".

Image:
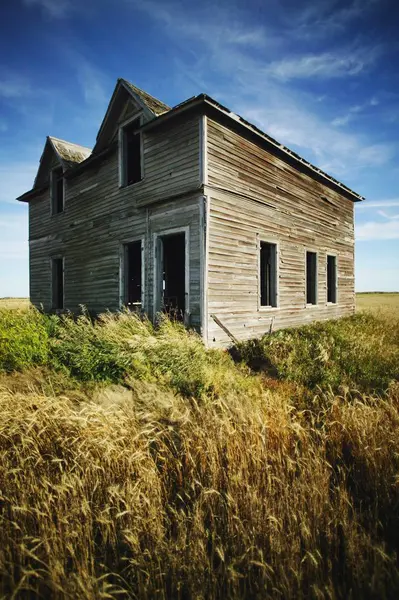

{"left": 119, "top": 78, "right": 171, "bottom": 116}
{"left": 48, "top": 136, "right": 92, "bottom": 153}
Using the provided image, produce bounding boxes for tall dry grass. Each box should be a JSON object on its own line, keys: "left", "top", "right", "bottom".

{"left": 0, "top": 308, "right": 399, "bottom": 598}
{"left": 1, "top": 381, "right": 399, "bottom": 598}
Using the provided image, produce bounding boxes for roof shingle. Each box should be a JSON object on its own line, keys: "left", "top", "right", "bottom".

{"left": 120, "top": 79, "right": 170, "bottom": 116}
{"left": 49, "top": 136, "right": 92, "bottom": 168}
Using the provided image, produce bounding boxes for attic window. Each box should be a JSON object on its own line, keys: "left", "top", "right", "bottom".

{"left": 120, "top": 118, "right": 142, "bottom": 186}
{"left": 51, "top": 167, "right": 64, "bottom": 214}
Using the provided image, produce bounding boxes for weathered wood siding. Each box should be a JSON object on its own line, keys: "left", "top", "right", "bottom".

{"left": 205, "top": 118, "right": 355, "bottom": 347}
{"left": 29, "top": 113, "right": 202, "bottom": 326}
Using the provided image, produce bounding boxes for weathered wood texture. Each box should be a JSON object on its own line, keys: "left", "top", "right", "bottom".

{"left": 29, "top": 108, "right": 202, "bottom": 325}
{"left": 205, "top": 118, "right": 355, "bottom": 347}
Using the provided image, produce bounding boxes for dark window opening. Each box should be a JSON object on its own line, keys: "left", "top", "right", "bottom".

{"left": 327, "top": 255, "right": 337, "bottom": 303}
{"left": 260, "top": 241, "right": 277, "bottom": 307}
{"left": 124, "top": 241, "right": 142, "bottom": 309}
{"left": 123, "top": 118, "right": 142, "bottom": 186}
{"left": 306, "top": 251, "right": 317, "bottom": 305}
{"left": 160, "top": 233, "right": 186, "bottom": 319}
{"left": 52, "top": 167, "right": 64, "bottom": 214}
{"left": 52, "top": 258, "right": 64, "bottom": 310}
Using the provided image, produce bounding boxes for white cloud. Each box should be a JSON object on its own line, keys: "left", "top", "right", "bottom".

{"left": 332, "top": 98, "right": 380, "bottom": 127}
{"left": 357, "top": 199, "right": 399, "bottom": 209}
{"left": 76, "top": 61, "right": 109, "bottom": 109}
{"left": 294, "top": 0, "right": 380, "bottom": 39}
{"left": 332, "top": 114, "right": 351, "bottom": 127}
{"left": 0, "top": 74, "right": 31, "bottom": 98}
{"left": 377, "top": 210, "right": 399, "bottom": 220}
{"left": 127, "top": 0, "right": 395, "bottom": 180}
{"left": 266, "top": 49, "right": 375, "bottom": 81}
{"left": 356, "top": 220, "right": 399, "bottom": 241}
{"left": 23, "top": 0, "right": 71, "bottom": 18}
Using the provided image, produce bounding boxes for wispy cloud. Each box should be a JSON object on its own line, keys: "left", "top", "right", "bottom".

{"left": 294, "top": 0, "right": 381, "bottom": 39}
{"left": 266, "top": 47, "right": 380, "bottom": 81}
{"left": 356, "top": 219, "right": 399, "bottom": 241}
{"left": 0, "top": 73, "right": 32, "bottom": 98}
{"left": 332, "top": 98, "right": 380, "bottom": 127}
{"left": 357, "top": 199, "right": 399, "bottom": 209}
{"left": 127, "top": 0, "right": 395, "bottom": 180}
{"left": 23, "top": 0, "right": 72, "bottom": 18}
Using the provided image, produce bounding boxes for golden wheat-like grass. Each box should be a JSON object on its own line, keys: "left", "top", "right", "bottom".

{"left": 1, "top": 372, "right": 399, "bottom": 599}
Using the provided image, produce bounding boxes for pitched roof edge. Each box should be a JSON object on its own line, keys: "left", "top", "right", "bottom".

{"left": 95, "top": 79, "right": 161, "bottom": 149}
{"left": 140, "top": 94, "right": 364, "bottom": 203}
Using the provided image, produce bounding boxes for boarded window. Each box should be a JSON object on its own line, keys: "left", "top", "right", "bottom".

{"left": 123, "top": 118, "right": 142, "bottom": 186}
{"left": 52, "top": 258, "right": 64, "bottom": 309}
{"left": 51, "top": 167, "right": 64, "bottom": 214}
{"left": 327, "top": 255, "right": 337, "bottom": 303}
{"left": 260, "top": 242, "right": 277, "bottom": 307}
{"left": 124, "top": 241, "right": 142, "bottom": 308}
{"left": 306, "top": 251, "right": 317, "bottom": 305}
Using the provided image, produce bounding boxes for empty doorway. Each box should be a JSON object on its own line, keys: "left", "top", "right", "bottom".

{"left": 123, "top": 240, "right": 142, "bottom": 310}
{"left": 156, "top": 231, "right": 187, "bottom": 320}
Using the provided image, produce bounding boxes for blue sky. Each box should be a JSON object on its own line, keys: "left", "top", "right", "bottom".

{"left": 1, "top": 0, "right": 398, "bottom": 296}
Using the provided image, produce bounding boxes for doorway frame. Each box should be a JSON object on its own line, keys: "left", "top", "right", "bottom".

{"left": 153, "top": 226, "right": 190, "bottom": 320}
{"left": 119, "top": 236, "right": 145, "bottom": 310}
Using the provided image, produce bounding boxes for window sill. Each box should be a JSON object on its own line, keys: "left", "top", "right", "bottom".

{"left": 258, "top": 305, "right": 279, "bottom": 311}
{"left": 326, "top": 302, "right": 337, "bottom": 306}
{"left": 119, "top": 178, "right": 144, "bottom": 189}
{"left": 305, "top": 303, "right": 318, "bottom": 308}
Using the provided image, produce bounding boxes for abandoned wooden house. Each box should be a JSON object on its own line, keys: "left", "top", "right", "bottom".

{"left": 17, "top": 78, "right": 364, "bottom": 347}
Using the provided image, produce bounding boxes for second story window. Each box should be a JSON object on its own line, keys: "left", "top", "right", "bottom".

{"left": 121, "top": 118, "right": 142, "bottom": 186}
{"left": 51, "top": 166, "right": 64, "bottom": 214}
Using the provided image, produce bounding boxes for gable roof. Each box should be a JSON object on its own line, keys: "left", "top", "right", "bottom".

{"left": 48, "top": 136, "right": 92, "bottom": 169}
{"left": 94, "top": 79, "right": 171, "bottom": 152}
{"left": 120, "top": 79, "right": 170, "bottom": 116}
{"left": 27, "top": 136, "right": 92, "bottom": 192}
{"left": 17, "top": 77, "right": 364, "bottom": 203}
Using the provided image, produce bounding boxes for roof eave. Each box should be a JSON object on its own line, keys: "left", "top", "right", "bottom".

{"left": 140, "top": 94, "right": 364, "bottom": 203}
{"left": 17, "top": 184, "right": 48, "bottom": 202}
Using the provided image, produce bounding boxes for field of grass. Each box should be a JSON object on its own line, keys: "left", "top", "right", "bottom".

{"left": 0, "top": 303, "right": 398, "bottom": 598}
{"left": 0, "top": 297, "right": 30, "bottom": 310}
{"left": 356, "top": 292, "right": 399, "bottom": 318}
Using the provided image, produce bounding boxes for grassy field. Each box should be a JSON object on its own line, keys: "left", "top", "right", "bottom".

{"left": 0, "top": 297, "right": 30, "bottom": 310}
{"left": 2, "top": 292, "right": 398, "bottom": 315}
{"left": 0, "top": 304, "right": 398, "bottom": 599}
{"left": 356, "top": 292, "right": 399, "bottom": 318}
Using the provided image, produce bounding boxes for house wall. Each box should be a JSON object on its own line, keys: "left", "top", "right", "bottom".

{"left": 28, "top": 114, "right": 203, "bottom": 327}
{"left": 205, "top": 117, "right": 355, "bottom": 347}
